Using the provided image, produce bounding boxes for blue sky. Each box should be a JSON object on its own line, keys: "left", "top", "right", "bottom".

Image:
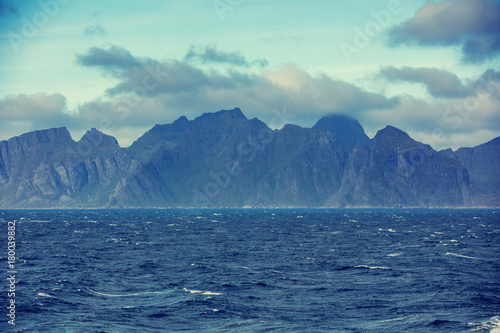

{"left": 0, "top": 0, "right": 499, "bottom": 149}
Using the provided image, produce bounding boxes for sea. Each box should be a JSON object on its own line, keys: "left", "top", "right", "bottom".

{"left": 0, "top": 209, "right": 499, "bottom": 332}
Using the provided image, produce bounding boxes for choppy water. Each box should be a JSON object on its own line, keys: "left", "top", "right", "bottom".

{"left": 1, "top": 209, "right": 499, "bottom": 332}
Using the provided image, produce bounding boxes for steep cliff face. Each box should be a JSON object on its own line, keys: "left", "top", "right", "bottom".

{"left": 0, "top": 127, "right": 138, "bottom": 207}
{"left": 0, "top": 108, "right": 498, "bottom": 208}
{"left": 0, "top": 127, "right": 73, "bottom": 183}
{"left": 114, "top": 108, "right": 271, "bottom": 207}
{"left": 454, "top": 137, "right": 500, "bottom": 195}
{"left": 0, "top": 127, "right": 75, "bottom": 207}
{"left": 328, "top": 126, "right": 479, "bottom": 207}
{"left": 112, "top": 109, "right": 347, "bottom": 207}
{"left": 128, "top": 115, "right": 190, "bottom": 161}
{"left": 250, "top": 124, "right": 346, "bottom": 207}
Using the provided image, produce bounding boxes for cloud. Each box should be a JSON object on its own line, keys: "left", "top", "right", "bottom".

{"left": 74, "top": 45, "right": 398, "bottom": 131}
{"left": 184, "top": 44, "right": 268, "bottom": 68}
{"left": 358, "top": 92, "right": 500, "bottom": 150}
{"left": 76, "top": 45, "right": 142, "bottom": 77}
{"left": 0, "top": 93, "right": 76, "bottom": 140}
{"left": 378, "top": 66, "right": 472, "bottom": 98}
{"left": 0, "top": 0, "right": 17, "bottom": 17}
{"left": 379, "top": 67, "right": 500, "bottom": 100}
{"left": 84, "top": 11, "right": 106, "bottom": 37}
{"left": 4, "top": 45, "right": 498, "bottom": 151}
{"left": 84, "top": 23, "right": 106, "bottom": 37}
{"left": 0, "top": 93, "right": 66, "bottom": 119}
{"left": 389, "top": 0, "right": 500, "bottom": 63}
{"left": 362, "top": 69, "right": 500, "bottom": 149}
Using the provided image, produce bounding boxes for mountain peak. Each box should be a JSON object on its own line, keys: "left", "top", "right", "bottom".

{"left": 373, "top": 126, "right": 434, "bottom": 154}
{"left": 225, "top": 107, "right": 246, "bottom": 119}
{"left": 376, "top": 125, "right": 411, "bottom": 141}
{"left": 313, "top": 113, "right": 370, "bottom": 152}
{"left": 80, "top": 128, "right": 120, "bottom": 150}
{"left": 173, "top": 115, "right": 189, "bottom": 125}
{"left": 194, "top": 107, "right": 247, "bottom": 124}
{"left": 10, "top": 127, "right": 73, "bottom": 147}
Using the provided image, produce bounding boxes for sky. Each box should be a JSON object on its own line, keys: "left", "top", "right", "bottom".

{"left": 0, "top": 0, "right": 499, "bottom": 150}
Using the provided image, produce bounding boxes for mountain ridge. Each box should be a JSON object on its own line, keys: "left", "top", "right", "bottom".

{"left": 0, "top": 108, "right": 498, "bottom": 208}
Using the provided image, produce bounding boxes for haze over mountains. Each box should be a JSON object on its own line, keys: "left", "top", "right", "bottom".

{"left": 0, "top": 108, "right": 498, "bottom": 208}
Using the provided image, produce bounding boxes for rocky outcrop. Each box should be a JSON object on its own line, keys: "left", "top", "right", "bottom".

{"left": 454, "top": 137, "right": 500, "bottom": 196}
{"left": 0, "top": 127, "right": 138, "bottom": 207}
{"left": 329, "top": 126, "right": 479, "bottom": 207}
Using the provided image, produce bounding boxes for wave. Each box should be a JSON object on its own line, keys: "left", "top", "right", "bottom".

{"left": 87, "top": 289, "right": 171, "bottom": 297}
{"left": 183, "top": 288, "right": 222, "bottom": 296}
{"left": 470, "top": 315, "right": 500, "bottom": 332}
{"left": 354, "top": 265, "right": 389, "bottom": 270}
{"left": 378, "top": 228, "right": 396, "bottom": 233}
{"left": 445, "top": 252, "right": 480, "bottom": 260}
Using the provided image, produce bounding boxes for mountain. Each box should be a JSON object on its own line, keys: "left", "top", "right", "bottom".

{"left": 0, "top": 108, "right": 498, "bottom": 208}
{"left": 0, "top": 126, "right": 138, "bottom": 208}
{"left": 329, "top": 126, "right": 478, "bottom": 207}
{"left": 312, "top": 114, "right": 371, "bottom": 152}
{"left": 454, "top": 137, "right": 500, "bottom": 196}
{"left": 113, "top": 108, "right": 347, "bottom": 207}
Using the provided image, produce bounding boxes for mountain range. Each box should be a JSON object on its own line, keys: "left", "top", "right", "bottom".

{"left": 0, "top": 107, "right": 499, "bottom": 208}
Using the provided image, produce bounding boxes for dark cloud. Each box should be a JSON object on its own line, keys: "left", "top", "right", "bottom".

{"left": 475, "top": 69, "right": 500, "bottom": 101}
{"left": 0, "top": 0, "right": 17, "bottom": 17}
{"left": 74, "top": 45, "right": 397, "bottom": 128}
{"left": 76, "top": 45, "right": 142, "bottom": 77}
{"left": 379, "top": 67, "right": 500, "bottom": 100}
{"left": 389, "top": 0, "right": 500, "bottom": 63}
{"left": 2, "top": 45, "right": 498, "bottom": 150}
{"left": 480, "top": 69, "right": 500, "bottom": 88}
{"left": 368, "top": 68, "right": 500, "bottom": 149}
{"left": 379, "top": 66, "right": 472, "bottom": 98}
{"left": 77, "top": 46, "right": 212, "bottom": 95}
{"left": 184, "top": 45, "right": 268, "bottom": 68}
{"left": 462, "top": 35, "right": 500, "bottom": 64}
{"left": 2, "top": 55, "right": 499, "bottom": 150}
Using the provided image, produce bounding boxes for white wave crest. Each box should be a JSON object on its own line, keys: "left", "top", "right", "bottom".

{"left": 183, "top": 288, "right": 222, "bottom": 296}
{"left": 354, "top": 265, "right": 389, "bottom": 270}
{"left": 446, "top": 252, "right": 480, "bottom": 260}
{"left": 470, "top": 315, "right": 500, "bottom": 332}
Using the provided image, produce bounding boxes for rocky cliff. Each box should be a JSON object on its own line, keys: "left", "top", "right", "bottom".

{"left": 329, "top": 126, "right": 478, "bottom": 207}
{"left": 0, "top": 108, "right": 498, "bottom": 208}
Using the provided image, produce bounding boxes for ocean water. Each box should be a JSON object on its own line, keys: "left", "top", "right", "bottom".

{"left": 1, "top": 209, "right": 499, "bottom": 332}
